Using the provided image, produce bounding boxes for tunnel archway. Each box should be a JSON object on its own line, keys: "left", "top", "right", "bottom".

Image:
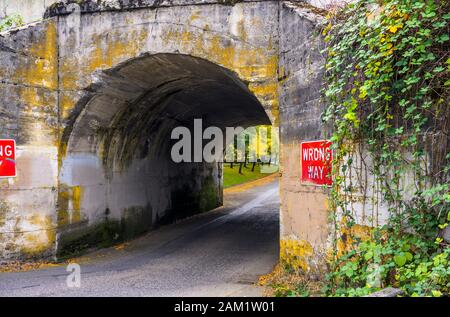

{"left": 57, "top": 53, "right": 272, "bottom": 255}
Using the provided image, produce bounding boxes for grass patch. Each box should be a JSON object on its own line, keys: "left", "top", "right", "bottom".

{"left": 223, "top": 163, "right": 276, "bottom": 188}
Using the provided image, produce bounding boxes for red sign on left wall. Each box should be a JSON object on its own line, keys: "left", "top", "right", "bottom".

{"left": 0, "top": 139, "right": 16, "bottom": 178}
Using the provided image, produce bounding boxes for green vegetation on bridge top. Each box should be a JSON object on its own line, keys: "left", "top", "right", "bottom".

{"left": 0, "top": 14, "right": 24, "bottom": 32}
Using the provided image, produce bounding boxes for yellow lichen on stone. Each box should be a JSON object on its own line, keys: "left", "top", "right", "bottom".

{"left": 248, "top": 81, "right": 279, "bottom": 125}
{"left": 280, "top": 238, "right": 314, "bottom": 272}
{"left": 71, "top": 186, "right": 83, "bottom": 223}
{"left": 15, "top": 22, "right": 58, "bottom": 90}
{"left": 162, "top": 28, "right": 278, "bottom": 81}
{"left": 57, "top": 187, "right": 70, "bottom": 227}
{"left": 60, "top": 59, "right": 78, "bottom": 90}
{"left": 58, "top": 141, "right": 68, "bottom": 173}
{"left": 59, "top": 93, "right": 77, "bottom": 121}
{"left": 87, "top": 41, "right": 128, "bottom": 73}
{"left": 57, "top": 184, "right": 84, "bottom": 227}
{"left": 19, "top": 86, "right": 58, "bottom": 145}
{"left": 11, "top": 22, "right": 59, "bottom": 147}
{"left": 21, "top": 215, "right": 56, "bottom": 256}
{"left": 61, "top": 29, "right": 149, "bottom": 90}
{"left": 336, "top": 219, "right": 373, "bottom": 258}
{"left": 91, "top": 29, "right": 149, "bottom": 72}
{"left": 190, "top": 10, "right": 201, "bottom": 22}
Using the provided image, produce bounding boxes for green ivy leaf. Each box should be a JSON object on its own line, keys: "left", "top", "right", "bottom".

{"left": 437, "top": 34, "right": 449, "bottom": 44}
{"left": 364, "top": 251, "right": 373, "bottom": 261}
{"left": 394, "top": 254, "right": 407, "bottom": 267}
{"left": 431, "top": 290, "right": 442, "bottom": 297}
{"left": 405, "top": 252, "right": 413, "bottom": 262}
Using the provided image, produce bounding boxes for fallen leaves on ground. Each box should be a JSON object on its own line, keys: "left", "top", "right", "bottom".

{"left": 114, "top": 242, "right": 129, "bottom": 251}
{"left": 0, "top": 260, "right": 60, "bottom": 273}
{"left": 259, "top": 264, "right": 323, "bottom": 297}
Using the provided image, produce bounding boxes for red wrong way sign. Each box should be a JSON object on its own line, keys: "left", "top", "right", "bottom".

{"left": 0, "top": 139, "right": 16, "bottom": 178}
{"left": 301, "top": 140, "right": 332, "bottom": 186}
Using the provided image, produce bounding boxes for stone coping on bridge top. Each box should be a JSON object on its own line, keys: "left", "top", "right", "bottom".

{"left": 44, "top": 0, "right": 276, "bottom": 18}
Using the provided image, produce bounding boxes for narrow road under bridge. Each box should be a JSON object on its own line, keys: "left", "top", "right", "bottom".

{"left": 0, "top": 176, "right": 279, "bottom": 297}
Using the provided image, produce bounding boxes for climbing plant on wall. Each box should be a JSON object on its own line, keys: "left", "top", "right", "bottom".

{"left": 322, "top": 0, "right": 449, "bottom": 296}
{"left": 0, "top": 14, "right": 24, "bottom": 32}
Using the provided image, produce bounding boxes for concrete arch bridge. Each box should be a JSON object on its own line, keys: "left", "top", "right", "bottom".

{"left": 0, "top": 0, "right": 329, "bottom": 272}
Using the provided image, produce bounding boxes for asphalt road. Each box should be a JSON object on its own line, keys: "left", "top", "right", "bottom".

{"left": 0, "top": 177, "right": 279, "bottom": 297}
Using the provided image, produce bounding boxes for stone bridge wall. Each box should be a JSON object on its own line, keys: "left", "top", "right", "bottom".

{"left": 0, "top": 19, "right": 59, "bottom": 259}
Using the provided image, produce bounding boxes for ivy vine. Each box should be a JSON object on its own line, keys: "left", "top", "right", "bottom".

{"left": 0, "top": 14, "right": 24, "bottom": 32}
{"left": 322, "top": 0, "right": 449, "bottom": 296}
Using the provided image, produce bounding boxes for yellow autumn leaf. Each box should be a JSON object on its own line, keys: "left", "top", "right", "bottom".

{"left": 322, "top": 23, "right": 332, "bottom": 36}
{"left": 384, "top": 49, "right": 394, "bottom": 56}
{"left": 389, "top": 25, "right": 398, "bottom": 33}
{"left": 359, "top": 87, "right": 367, "bottom": 99}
